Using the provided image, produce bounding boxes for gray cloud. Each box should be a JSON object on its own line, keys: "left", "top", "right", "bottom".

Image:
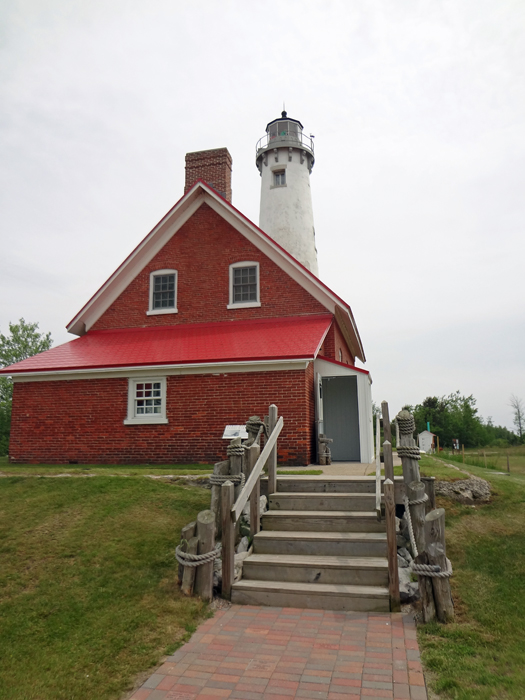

{"left": 1, "top": 0, "right": 523, "bottom": 429}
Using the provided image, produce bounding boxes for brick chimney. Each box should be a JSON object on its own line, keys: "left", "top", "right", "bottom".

{"left": 184, "top": 147, "right": 232, "bottom": 202}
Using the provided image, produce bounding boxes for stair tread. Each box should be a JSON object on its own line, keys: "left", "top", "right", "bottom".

{"left": 272, "top": 492, "right": 375, "bottom": 497}
{"left": 255, "top": 530, "right": 387, "bottom": 541}
{"left": 262, "top": 475, "right": 404, "bottom": 481}
{"left": 263, "top": 510, "right": 379, "bottom": 517}
{"left": 245, "top": 553, "right": 388, "bottom": 568}
{"left": 232, "top": 579, "right": 389, "bottom": 597}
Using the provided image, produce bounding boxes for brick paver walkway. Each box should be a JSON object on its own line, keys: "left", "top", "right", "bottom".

{"left": 128, "top": 605, "right": 427, "bottom": 700}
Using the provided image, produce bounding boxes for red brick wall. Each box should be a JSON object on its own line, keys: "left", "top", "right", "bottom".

{"left": 10, "top": 366, "right": 316, "bottom": 466}
{"left": 92, "top": 203, "right": 327, "bottom": 331}
{"left": 320, "top": 323, "right": 354, "bottom": 365}
{"left": 185, "top": 148, "right": 232, "bottom": 202}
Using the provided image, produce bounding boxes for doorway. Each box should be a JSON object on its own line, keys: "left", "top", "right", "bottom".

{"left": 321, "top": 375, "right": 361, "bottom": 461}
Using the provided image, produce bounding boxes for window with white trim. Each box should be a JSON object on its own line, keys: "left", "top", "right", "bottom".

{"left": 124, "top": 377, "right": 168, "bottom": 425}
{"left": 147, "top": 270, "right": 178, "bottom": 315}
{"left": 227, "top": 262, "right": 261, "bottom": 309}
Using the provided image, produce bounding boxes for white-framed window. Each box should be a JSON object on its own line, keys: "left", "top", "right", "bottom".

{"left": 273, "top": 170, "right": 286, "bottom": 186}
{"left": 227, "top": 261, "right": 261, "bottom": 309}
{"left": 147, "top": 269, "right": 178, "bottom": 315}
{"left": 124, "top": 377, "right": 168, "bottom": 425}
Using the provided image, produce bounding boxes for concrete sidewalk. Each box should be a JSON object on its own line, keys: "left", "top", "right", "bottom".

{"left": 128, "top": 604, "right": 427, "bottom": 700}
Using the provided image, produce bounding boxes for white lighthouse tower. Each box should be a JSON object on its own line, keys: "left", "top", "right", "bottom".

{"left": 256, "top": 111, "right": 319, "bottom": 276}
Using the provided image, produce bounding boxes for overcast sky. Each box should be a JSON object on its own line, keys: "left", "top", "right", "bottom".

{"left": 1, "top": 0, "right": 524, "bottom": 429}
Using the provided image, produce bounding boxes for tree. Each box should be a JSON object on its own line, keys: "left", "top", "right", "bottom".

{"left": 0, "top": 319, "right": 53, "bottom": 455}
{"left": 509, "top": 394, "right": 524, "bottom": 440}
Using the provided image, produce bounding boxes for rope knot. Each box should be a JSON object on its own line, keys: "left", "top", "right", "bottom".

{"left": 397, "top": 445, "right": 421, "bottom": 461}
{"left": 396, "top": 410, "right": 416, "bottom": 435}
{"left": 175, "top": 544, "right": 218, "bottom": 568}
{"left": 209, "top": 473, "right": 245, "bottom": 487}
{"left": 227, "top": 443, "right": 245, "bottom": 457}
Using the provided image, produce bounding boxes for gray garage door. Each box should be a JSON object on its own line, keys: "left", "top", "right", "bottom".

{"left": 322, "top": 375, "right": 361, "bottom": 462}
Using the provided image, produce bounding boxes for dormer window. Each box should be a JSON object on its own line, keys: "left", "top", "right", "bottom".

{"left": 227, "top": 262, "right": 261, "bottom": 309}
{"left": 147, "top": 270, "right": 178, "bottom": 315}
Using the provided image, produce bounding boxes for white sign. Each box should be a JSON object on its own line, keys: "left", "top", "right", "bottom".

{"left": 222, "top": 424, "right": 248, "bottom": 440}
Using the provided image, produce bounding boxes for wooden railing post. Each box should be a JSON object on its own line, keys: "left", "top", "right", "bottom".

{"left": 420, "top": 476, "right": 436, "bottom": 513}
{"left": 210, "top": 460, "right": 229, "bottom": 538}
{"left": 384, "top": 478, "right": 400, "bottom": 612}
{"left": 194, "top": 510, "right": 215, "bottom": 601}
{"left": 375, "top": 412, "right": 381, "bottom": 518}
{"left": 221, "top": 481, "right": 235, "bottom": 600}
{"left": 229, "top": 438, "right": 244, "bottom": 502}
{"left": 383, "top": 440, "right": 394, "bottom": 483}
{"left": 381, "top": 401, "right": 392, "bottom": 444}
{"left": 181, "top": 536, "right": 199, "bottom": 597}
{"left": 246, "top": 443, "right": 261, "bottom": 537}
{"left": 267, "top": 404, "right": 278, "bottom": 496}
{"left": 178, "top": 520, "right": 196, "bottom": 585}
{"left": 425, "top": 509, "right": 454, "bottom": 622}
{"left": 396, "top": 409, "right": 420, "bottom": 485}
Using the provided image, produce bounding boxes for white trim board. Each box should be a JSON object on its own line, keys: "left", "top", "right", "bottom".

{"left": 11, "top": 359, "right": 312, "bottom": 383}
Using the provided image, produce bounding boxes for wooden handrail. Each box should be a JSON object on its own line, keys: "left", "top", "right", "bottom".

{"left": 231, "top": 415, "right": 283, "bottom": 522}
{"left": 375, "top": 412, "right": 381, "bottom": 518}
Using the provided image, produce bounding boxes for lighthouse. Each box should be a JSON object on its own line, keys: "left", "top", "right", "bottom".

{"left": 256, "top": 111, "right": 319, "bottom": 276}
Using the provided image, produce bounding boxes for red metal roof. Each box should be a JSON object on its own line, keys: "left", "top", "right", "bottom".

{"left": 1, "top": 315, "right": 333, "bottom": 375}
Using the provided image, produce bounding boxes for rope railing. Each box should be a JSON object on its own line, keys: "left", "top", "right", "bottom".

{"left": 403, "top": 494, "right": 453, "bottom": 579}
{"left": 175, "top": 542, "right": 218, "bottom": 568}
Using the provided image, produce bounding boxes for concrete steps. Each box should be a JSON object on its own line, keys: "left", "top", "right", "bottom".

{"left": 269, "top": 492, "right": 377, "bottom": 511}
{"left": 243, "top": 553, "right": 388, "bottom": 586}
{"left": 253, "top": 530, "right": 387, "bottom": 557}
{"left": 232, "top": 580, "right": 390, "bottom": 612}
{"left": 261, "top": 510, "right": 385, "bottom": 532}
{"left": 231, "top": 475, "right": 390, "bottom": 612}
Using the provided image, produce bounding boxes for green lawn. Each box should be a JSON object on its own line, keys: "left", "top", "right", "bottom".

{"left": 413, "top": 456, "right": 525, "bottom": 699}
{"left": 439, "top": 445, "right": 525, "bottom": 476}
{"left": 0, "top": 475, "right": 211, "bottom": 700}
{"left": 0, "top": 455, "right": 213, "bottom": 476}
{"left": 393, "top": 454, "right": 471, "bottom": 481}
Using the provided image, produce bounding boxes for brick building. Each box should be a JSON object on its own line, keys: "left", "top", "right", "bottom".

{"left": 2, "top": 115, "right": 374, "bottom": 465}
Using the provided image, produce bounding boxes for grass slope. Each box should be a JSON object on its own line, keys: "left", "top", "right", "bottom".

{"left": 414, "top": 458, "right": 525, "bottom": 699}
{"left": 0, "top": 476, "right": 211, "bottom": 700}
{"left": 0, "top": 456, "right": 213, "bottom": 476}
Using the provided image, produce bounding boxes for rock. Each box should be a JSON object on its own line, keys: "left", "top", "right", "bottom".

{"left": 395, "top": 516, "right": 401, "bottom": 533}
{"left": 398, "top": 566, "right": 420, "bottom": 604}
{"left": 399, "top": 515, "right": 410, "bottom": 543}
{"left": 234, "top": 550, "right": 251, "bottom": 582}
{"left": 398, "top": 547, "right": 413, "bottom": 563}
{"left": 213, "top": 554, "right": 222, "bottom": 590}
{"left": 397, "top": 547, "right": 413, "bottom": 569}
{"left": 239, "top": 521, "right": 251, "bottom": 538}
{"left": 236, "top": 536, "right": 249, "bottom": 554}
{"left": 435, "top": 477, "right": 491, "bottom": 505}
{"left": 260, "top": 495, "right": 268, "bottom": 513}
{"left": 396, "top": 534, "right": 409, "bottom": 548}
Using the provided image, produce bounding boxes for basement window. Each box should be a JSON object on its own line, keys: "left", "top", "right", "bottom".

{"left": 124, "top": 377, "right": 168, "bottom": 425}
{"left": 147, "top": 269, "right": 178, "bottom": 315}
{"left": 227, "top": 261, "right": 261, "bottom": 309}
